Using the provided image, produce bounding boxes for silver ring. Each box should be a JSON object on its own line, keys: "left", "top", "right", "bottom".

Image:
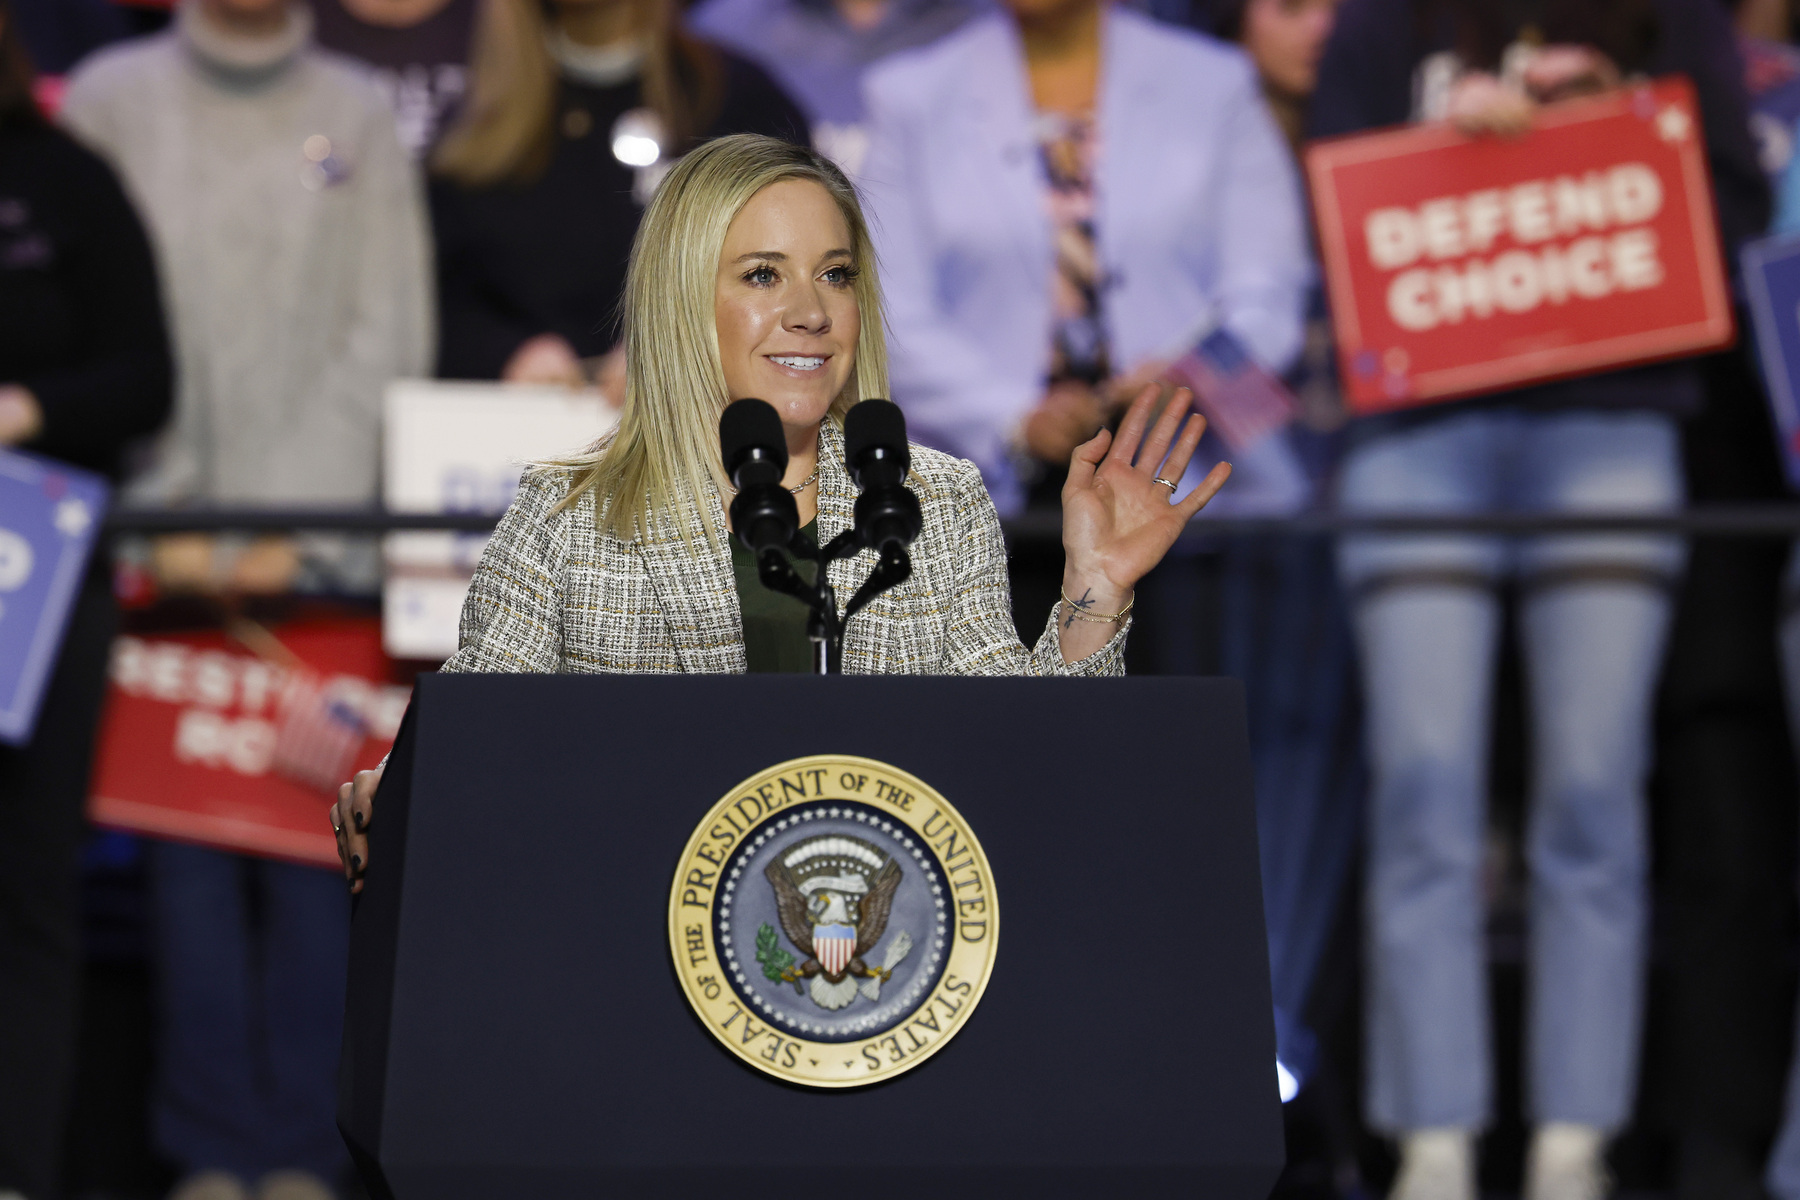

{"left": 1152, "top": 476, "right": 1178, "bottom": 493}
{"left": 331, "top": 811, "right": 343, "bottom": 834}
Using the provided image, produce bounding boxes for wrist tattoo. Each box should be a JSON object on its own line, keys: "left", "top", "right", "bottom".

{"left": 1060, "top": 585, "right": 1134, "bottom": 627}
{"left": 1063, "top": 588, "right": 1096, "bottom": 630}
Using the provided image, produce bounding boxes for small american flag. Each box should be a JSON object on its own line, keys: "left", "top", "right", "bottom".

{"left": 814, "top": 924, "right": 856, "bottom": 976}
{"left": 271, "top": 671, "right": 369, "bottom": 794}
{"left": 1166, "top": 329, "right": 1298, "bottom": 453}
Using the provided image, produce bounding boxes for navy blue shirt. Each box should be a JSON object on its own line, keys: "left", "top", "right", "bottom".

{"left": 431, "top": 49, "right": 808, "bottom": 379}
{"left": 0, "top": 119, "right": 170, "bottom": 478}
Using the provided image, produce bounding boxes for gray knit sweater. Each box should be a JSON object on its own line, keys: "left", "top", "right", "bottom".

{"left": 61, "top": 2, "right": 432, "bottom": 507}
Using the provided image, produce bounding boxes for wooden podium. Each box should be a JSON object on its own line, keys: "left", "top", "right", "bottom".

{"left": 340, "top": 674, "right": 1283, "bottom": 1197}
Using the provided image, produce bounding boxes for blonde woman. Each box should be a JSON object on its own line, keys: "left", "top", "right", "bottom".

{"left": 430, "top": 0, "right": 806, "bottom": 389}
{"left": 333, "top": 134, "right": 1229, "bottom": 888}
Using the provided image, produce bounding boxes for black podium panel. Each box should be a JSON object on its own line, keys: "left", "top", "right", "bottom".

{"left": 342, "top": 675, "right": 1281, "bottom": 1198}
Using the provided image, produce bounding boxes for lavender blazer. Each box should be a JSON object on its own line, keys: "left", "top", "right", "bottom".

{"left": 858, "top": 7, "right": 1310, "bottom": 513}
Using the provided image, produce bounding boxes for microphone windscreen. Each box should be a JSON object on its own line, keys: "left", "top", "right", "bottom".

{"left": 844, "top": 399, "right": 908, "bottom": 470}
{"left": 720, "top": 398, "right": 788, "bottom": 475}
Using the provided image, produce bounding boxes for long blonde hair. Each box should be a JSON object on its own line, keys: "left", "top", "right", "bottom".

{"left": 562, "top": 134, "right": 890, "bottom": 545}
{"left": 433, "top": 0, "right": 725, "bottom": 186}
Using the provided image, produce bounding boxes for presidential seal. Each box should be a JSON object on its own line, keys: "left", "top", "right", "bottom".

{"left": 668, "top": 755, "right": 998, "bottom": 1088}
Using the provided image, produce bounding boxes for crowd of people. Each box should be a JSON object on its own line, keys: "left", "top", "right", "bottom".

{"left": 6, "top": 0, "right": 1800, "bottom": 1197}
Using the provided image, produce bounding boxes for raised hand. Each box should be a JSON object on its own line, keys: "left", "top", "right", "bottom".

{"left": 1054, "top": 383, "right": 1230, "bottom": 660}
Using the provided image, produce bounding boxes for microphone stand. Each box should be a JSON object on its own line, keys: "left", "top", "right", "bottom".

{"left": 752, "top": 529, "right": 912, "bottom": 675}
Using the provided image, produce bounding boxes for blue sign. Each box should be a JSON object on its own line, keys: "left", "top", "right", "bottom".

{"left": 0, "top": 448, "right": 109, "bottom": 746}
{"left": 1742, "top": 234, "right": 1800, "bottom": 491}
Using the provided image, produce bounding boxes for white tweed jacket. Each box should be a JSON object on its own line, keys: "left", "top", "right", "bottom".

{"left": 440, "top": 422, "right": 1127, "bottom": 676}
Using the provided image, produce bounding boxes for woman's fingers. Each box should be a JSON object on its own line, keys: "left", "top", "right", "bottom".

{"left": 331, "top": 787, "right": 350, "bottom": 873}
{"left": 1523, "top": 45, "right": 1620, "bottom": 101}
{"left": 344, "top": 814, "right": 368, "bottom": 891}
{"left": 331, "top": 765, "right": 383, "bottom": 892}
{"left": 1108, "top": 383, "right": 1161, "bottom": 466}
{"left": 1136, "top": 386, "right": 1192, "bottom": 476}
{"left": 1147, "top": 431, "right": 1207, "bottom": 511}
{"left": 1144, "top": 395, "right": 1202, "bottom": 485}
{"left": 350, "top": 767, "right": 378, "bottom": 834}
{"left": 1176, "top": 461, "right": 1233, "bottom": 520}
{"left": 332, "top": 784, "right": 363, "bottom": 887}
{"left": 1063, "top": 426, "right": 1111, "bottom": 496}
{"left": 1447, "top": 72, "right": 1535, "bottom": 136}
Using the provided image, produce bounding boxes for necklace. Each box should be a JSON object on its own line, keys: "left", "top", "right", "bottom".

{"left": 725, "top": 464, "right": 818, "bottom": 496}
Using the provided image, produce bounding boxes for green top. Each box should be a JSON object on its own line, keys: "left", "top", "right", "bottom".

{"left": 728, "top": 519, "right": 819, "bottom": 673}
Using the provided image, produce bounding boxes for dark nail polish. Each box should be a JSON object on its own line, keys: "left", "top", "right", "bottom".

{"left": 351, "top": 854, "right": 362, "bottom": 872}
{"left": 353, "top": 811, "right": 365, "bottom": 831}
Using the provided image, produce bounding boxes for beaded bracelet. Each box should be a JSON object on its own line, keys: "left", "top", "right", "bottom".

{"left": 1060, "top": 586, "right": 1135, "bottom": 624}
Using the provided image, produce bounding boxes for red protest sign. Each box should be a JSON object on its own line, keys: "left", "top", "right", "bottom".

{"left": 88, "top": 615, "right": 408, "bottom": 868}
{"left": 1305, "top": 77, "right": 1733, "bottom": 415}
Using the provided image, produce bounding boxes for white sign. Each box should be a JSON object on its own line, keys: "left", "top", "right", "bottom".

{"left": 382, "top": 380, "right": 616, "bottom": 660}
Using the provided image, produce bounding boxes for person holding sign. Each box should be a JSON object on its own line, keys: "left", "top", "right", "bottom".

{"left": 1309, "top": 2, "right": 1767, "bottom": 1199}
{"left": 0, "top": 4, "right": 171, "bottom": 1196}
{"left": 62, "top": 0, "right": 429, "bottom": 1193}
{"left": 1748, "top": 71, "right": 1800, "bottom": 1200}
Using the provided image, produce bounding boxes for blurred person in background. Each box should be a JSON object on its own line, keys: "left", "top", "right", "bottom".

{"left": 1769, "top": 0, "right": 1800, "bottom": 229}
{"left": 4, "top": 0, "right": 134, "bottom": 76}
{"left": 1737, "top": 0, "right": 1800, "bottom": 180}
{"left": 1201, "top": 0, "right": 1361, "bottom": 1146}
{"left": 309, "top": 0, "right": 478, "bottom": 159}
{"left": 0, "top": 4, "right": 171, "bottom": 1196}
{"left": 1653, "top": 4, "right": 1800, "bottom": 1199}
{"left": 429, "top": 0, "right": 806, "bottom": 393}
{"left": 1751, "top": 3, "right": 1800, "bottom": 1191}
{"left": 856, "top": 0, "right": 1310, "bottom": 519}
{"left": 1215, "top": 0, "right": 1338, "bottom": 147}
{"left": 687, "top": 0, "right": 985, "bottom": 172}
{"left": 1310, "top": 1, "right": 1767, "bottom": 1197}
{"left": 59, "top": 0, "right": 430, "bottom": 1194}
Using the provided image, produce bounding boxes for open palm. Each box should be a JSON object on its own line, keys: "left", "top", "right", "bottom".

{"left": 1061, "top": 383, "right": 1232, "bottom": 594}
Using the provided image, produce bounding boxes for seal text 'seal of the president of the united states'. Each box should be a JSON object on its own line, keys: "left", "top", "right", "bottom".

{"left": 668, "top": 755, "right": 998, "bottom": 1087}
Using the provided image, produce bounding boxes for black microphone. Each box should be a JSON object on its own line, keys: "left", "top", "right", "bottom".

{"left": 844, "top": 399, "right": 921, "bottom": 555}
{"left": 720, "top": 398, "right": 797, "bottom": 554}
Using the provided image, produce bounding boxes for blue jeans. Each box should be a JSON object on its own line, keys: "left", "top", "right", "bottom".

{"left": 150, "top": 842, "right": 349, "bottom": 1180}
{"left": 1338, "top": 407, "right": 1683, "bottom": 1134}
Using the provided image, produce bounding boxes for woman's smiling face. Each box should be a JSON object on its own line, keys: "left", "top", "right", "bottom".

{"left": 713, "top": 179, "right": 861, "bottom": 442}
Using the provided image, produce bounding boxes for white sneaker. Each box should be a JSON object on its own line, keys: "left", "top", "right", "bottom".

{"left": 169, "top": 1172, "right": 251, "bottom": 1200}
{"left": 1524, "top": 1122, "right": 1612, "bottom": 1200}
{"left": 254, "top": 1170, "right": 336, "bottom": 1200}
{"left": 1389, "top": 1127, "right": 1476, "bottom": 1200}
